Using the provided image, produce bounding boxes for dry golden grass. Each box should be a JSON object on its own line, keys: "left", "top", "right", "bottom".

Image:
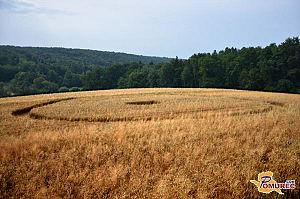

{"left": 0, "top": 88, "right": 299, "bottom": 198}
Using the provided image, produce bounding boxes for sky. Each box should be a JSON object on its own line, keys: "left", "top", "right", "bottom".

{"left": 0, "top": 0, "right": 299, "bottom": 58}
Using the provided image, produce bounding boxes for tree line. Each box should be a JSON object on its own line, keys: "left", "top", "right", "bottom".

{"left": 0, "top": 37, "right": 299, "bottom": 97}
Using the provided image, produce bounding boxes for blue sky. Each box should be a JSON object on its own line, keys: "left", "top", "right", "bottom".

{"left": 0, "top": 0, "right": 299, "bottom": 58}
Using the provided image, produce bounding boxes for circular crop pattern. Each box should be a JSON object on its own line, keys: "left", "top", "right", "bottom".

{"left": 26, "top": 92, "right": 279, "bottom": 122}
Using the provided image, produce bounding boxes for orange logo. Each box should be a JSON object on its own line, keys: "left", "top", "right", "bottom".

{"left": 250, "top": 171, "right": 295, "bottom": 194}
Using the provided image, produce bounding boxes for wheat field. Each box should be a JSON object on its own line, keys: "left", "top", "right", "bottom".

{"left": 0, "top": 88, "right": 299, "bottom": 198}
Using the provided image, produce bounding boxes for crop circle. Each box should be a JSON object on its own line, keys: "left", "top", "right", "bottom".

{"left": 26, "top": 92, "right": 277, "bottom": 122}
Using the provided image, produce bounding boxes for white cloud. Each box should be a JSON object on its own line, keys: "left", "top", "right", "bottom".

{"left": 0, "top": 0, "right": 74, "bottom": 15}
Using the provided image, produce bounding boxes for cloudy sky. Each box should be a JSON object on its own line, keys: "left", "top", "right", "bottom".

{"left": 0, "top": 0, "right": 299, "bottom": 58}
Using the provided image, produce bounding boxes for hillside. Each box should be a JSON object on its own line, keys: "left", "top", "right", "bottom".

{"left": 0, "top": 46, "right": 170, "bottom": 66}
{"left": 0, "top": 46, "right": 170, "bottom": 96}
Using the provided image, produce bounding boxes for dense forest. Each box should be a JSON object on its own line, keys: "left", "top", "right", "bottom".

{"left": 0, "top": 37, "right": 299, "bottom": 97}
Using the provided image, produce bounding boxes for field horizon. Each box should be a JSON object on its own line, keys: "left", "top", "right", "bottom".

{"left": 0, "top": 88, "right": 299, "bottom": 198}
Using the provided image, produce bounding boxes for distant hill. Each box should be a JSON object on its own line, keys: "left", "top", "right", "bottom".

{"left": 0, "top": 46, "right": 171, "bottom": 97}
{"left": 0, "top": 46, "right": 171, "bottom": 67}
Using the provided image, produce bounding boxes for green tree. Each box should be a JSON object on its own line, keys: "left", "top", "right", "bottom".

{"left": 81, "top": 67, "right": 106, "bottom": 90}
{"left": 11, "top": 72, "right": 36, "bottom": 95}
{"left": 63, "top": 70, "right": 81, "bottom": 88}
{"left": 181, "top": 64, "right": 194, "bottom": 87}
{"left": 276, "top": 79, "right": 295, "bottom": 92}
{"left": 32, "top": 76, "right": 58, "bottom": 93}
{"left": 159, "top": 63, "right": 175, "bottom": 87}
{"left": 118, "top": 69, "right": 148, "bottom": 88}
